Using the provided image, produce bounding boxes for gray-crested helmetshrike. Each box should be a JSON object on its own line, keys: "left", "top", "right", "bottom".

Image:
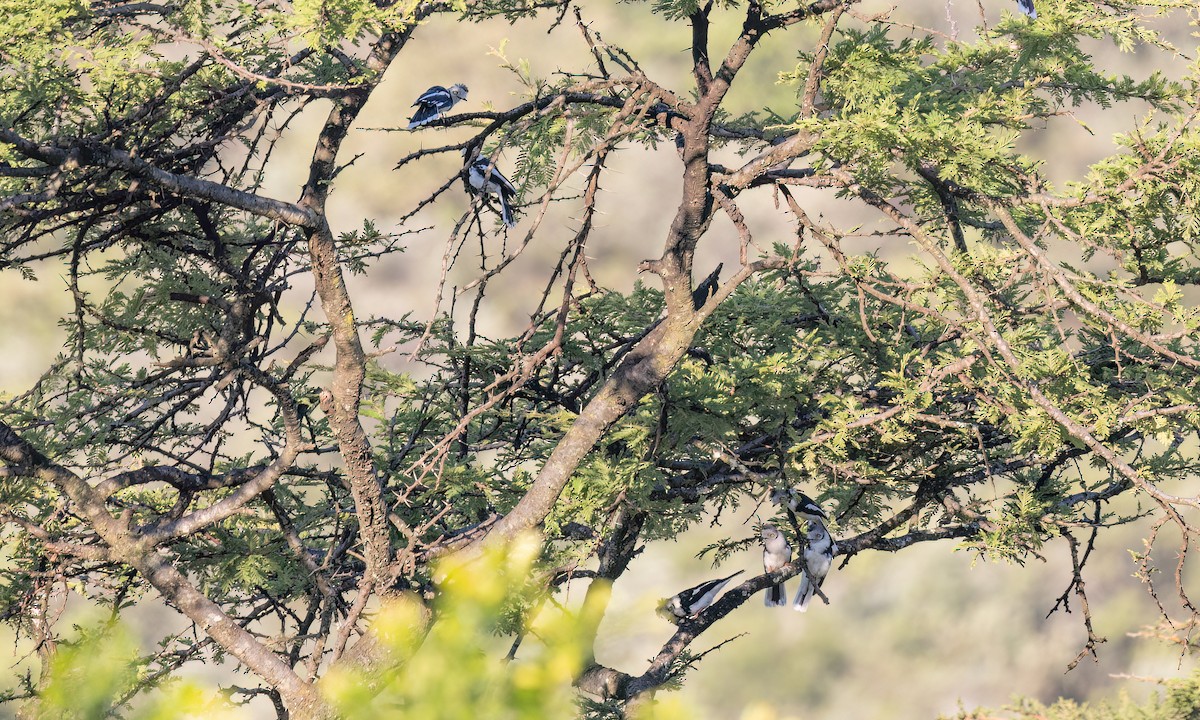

{"left": 657, "top": 570, "right": 744, "bottom": 624}
{"left": 761, "top": 524, "right": 792, "bottom": 607}
{"left": 464, "top": 152, "right": 518, "bottom": 228}
{"left": 407, "top": 84, "right": 468, "bottom": 129}
{"left": 794, "top": 516, "right": 837, "bottom": 612}
{"left": 1015, "top": 0, "right": 1036, "bottom": 18}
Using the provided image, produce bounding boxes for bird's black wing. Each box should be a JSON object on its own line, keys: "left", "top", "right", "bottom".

{"left": 683, "top": 570, "right": 744, "bottom": 604}
{"left": 413, "top": 85, "right": 451, "bottom": 107}
{"left": 691, "top": 262, "right": 723, "bottom": 310}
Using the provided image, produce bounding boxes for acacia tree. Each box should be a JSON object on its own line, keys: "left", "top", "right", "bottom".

{"left": 2, "top": 0, "right": 1199, "bottom": 717}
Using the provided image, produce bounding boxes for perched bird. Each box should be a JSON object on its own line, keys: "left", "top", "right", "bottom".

{"left": 407, "top": 84, "right": 468, "bottom": 129}
{"left": 1015, "top": 0, "right": 1036, "bottom": 18}
{"left": 657, "top": 570, "right": 744, "bottom": 624}
{"left": 769, "top": 487, "right": 829, "bottom": 523}
{"left": 761, "top": 524, "right": 792, "bottom": 607}
{"left": 464, "top": 152, "right": 518, "bottom": 228}
{"left": 794, "top": 517, "right": 837, "bottom": 612}
{"left": 685, "top": 346, "right": 714, "bottom": 367}
{"left": 691, "top": 263, "right": 723, "bottom": 310}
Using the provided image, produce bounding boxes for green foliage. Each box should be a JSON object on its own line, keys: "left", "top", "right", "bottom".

{"left": 791, "top": 5, "right": 1188, "bottom": 201}
{"left": 945, "top": 669, "right": 1200, "bottom": 719}
{"left": 33, "top": 620, "right": 236, "bottom": 720}
{"left": 324, "top": 533, "right": 606, "bottom": 719}
{"left": 21, "top": 538, "right": 612, "bottom": 719}
{"left": 1061, "top": 123, "right": 1200, "bottom": 285}
{"left": 642, "top": 0, "right": 741, "bottom": 22}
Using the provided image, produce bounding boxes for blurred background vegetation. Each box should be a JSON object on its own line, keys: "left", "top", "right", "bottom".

{"left": 2, "top": 1, "right": 1198, "bottom": 718}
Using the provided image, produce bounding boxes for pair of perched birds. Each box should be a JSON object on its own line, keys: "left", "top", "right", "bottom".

{"left": 657, "top": 490, "right": 838, "bottom": 624}
{"left": 407, "top": 83, "right": 518, "bottom": 228}
{"left": 406, "top": 0, "right": 1035, "bottom": 229}
{"left": 761, "top": 488, "right": 836, "bottom": 611}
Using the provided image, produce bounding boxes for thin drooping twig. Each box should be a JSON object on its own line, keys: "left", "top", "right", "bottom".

{"left": 1049, "top": 511, "right": 1107, "bottom": 672}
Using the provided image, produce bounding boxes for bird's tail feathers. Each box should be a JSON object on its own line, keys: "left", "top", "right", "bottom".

{"left": 793, "top": 575, "right": 815, "bottom": 611}
{"left": 407, "top": 106, "right": 438, "bottom": 129}
{"left": 498, "top": 195, "right": 516, "bottom": 228}
{"left": 765, "top": 582, "right": 786, "bottom": 607}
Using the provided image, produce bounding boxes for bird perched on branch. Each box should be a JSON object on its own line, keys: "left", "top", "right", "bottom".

{"left": 794, "top": 515, "right": 836, "bottom": 612}
{"left": 464, "top": 152, "right": 518, "bottom": 228}
{"left": 407, "top": 84, "right": 468, "bottom": 129}
{"left": 657, "top": 570, "right": 744, "bottom": 624}
{"left": 769, "top": 488, "right": 837, "bottom": 610}
{"left": 691, "top": 263, "right": 723, "bottom": 310}
{"left": 1015, "top": 0, "right": 1036, "bottom": 18}
{"left": 761, "top": 524, "right": 792, "bottom": 607}
{"left": 769, "top": 487, "right": 829, "bottom": 523}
